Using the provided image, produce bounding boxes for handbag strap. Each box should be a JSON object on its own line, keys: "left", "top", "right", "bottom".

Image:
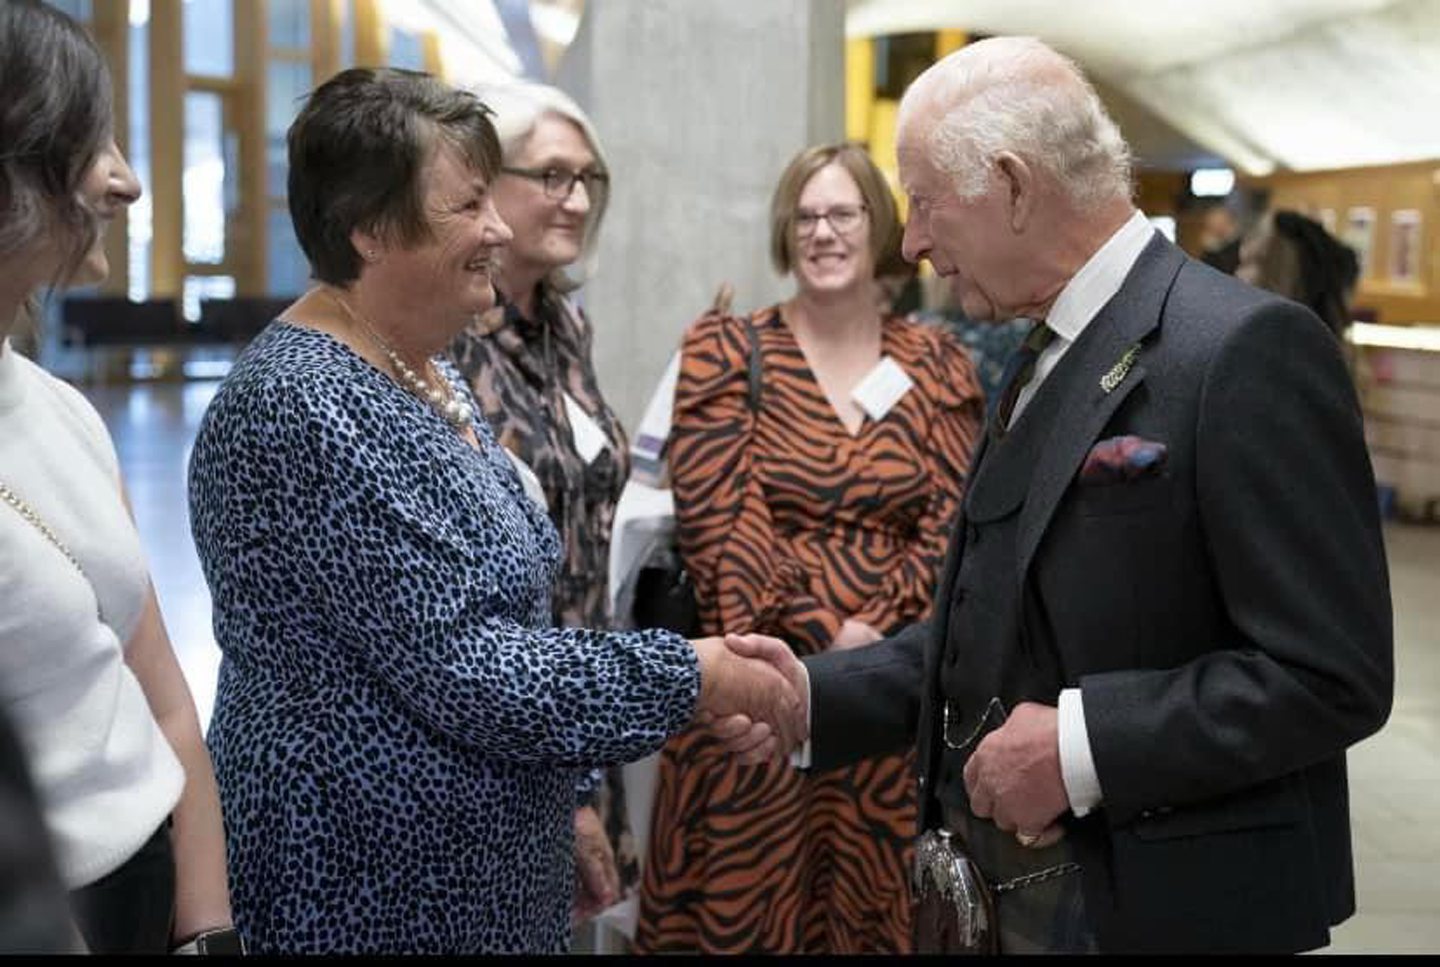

{"left": 741, "top": 313, "right": 763, "bottom": 414}
{"left": 0, "top": 479, "right": 99, "bottom": 616}
{"left": 706, "top": 280, "right": 763, "bottom": 415}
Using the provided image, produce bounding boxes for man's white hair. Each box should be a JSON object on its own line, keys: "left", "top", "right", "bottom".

{"left": 469, "top": 80, "right": 609, "bottom": 292}
{"left": 900, "top": 36, "right": 1133, "bottom": 211}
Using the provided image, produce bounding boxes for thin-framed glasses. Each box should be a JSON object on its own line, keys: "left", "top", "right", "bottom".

{"left": 501, "top": 166, "right": 609, "bottom": 202}
{"left": 794, "top": 204, "right": 869, "bottom": 239}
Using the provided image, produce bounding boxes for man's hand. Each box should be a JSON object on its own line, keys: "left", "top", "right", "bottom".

{"left": 829, "top": 618, "right": 882, "bottom": 651}
{"left": 692, "top": 635, "right": 805, "bottom": 755}
{"left": 962, "top": 701, "right": 1069, "bottom": 846}
{"left": 571, "top": 805, "right": 619, "bottom": 924}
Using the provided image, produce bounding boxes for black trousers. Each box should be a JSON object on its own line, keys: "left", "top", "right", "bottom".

{"left": 69, "top": 819, "right": 175, "bottom": 954}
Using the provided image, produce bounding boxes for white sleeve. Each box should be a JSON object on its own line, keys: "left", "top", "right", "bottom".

{"left": 1058, "top": 687, "right": 1103, "bottom": 816}
{"left": 788, "top": 664, "right": 813, "bottom": 769}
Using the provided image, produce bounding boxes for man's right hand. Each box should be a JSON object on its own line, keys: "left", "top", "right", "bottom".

{"left": 691, "top": 636, "right": 806, "bottom": 754}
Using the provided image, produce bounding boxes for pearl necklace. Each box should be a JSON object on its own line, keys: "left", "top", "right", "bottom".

{"left": 329, "top": 290, "right": 474, "bottom": 430}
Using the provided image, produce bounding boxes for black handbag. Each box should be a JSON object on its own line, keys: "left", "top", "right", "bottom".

{"left": 631, "top": 303, "right": 763, "bottom": 638}
{"left": 631, "top": 547, "right": 703, "bottom": 637}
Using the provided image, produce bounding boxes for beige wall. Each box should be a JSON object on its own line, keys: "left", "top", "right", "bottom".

{"left": 557, "top": 0, "right": 845, "bottom": 431}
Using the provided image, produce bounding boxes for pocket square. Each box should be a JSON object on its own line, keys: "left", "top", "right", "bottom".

{"left": 1079, "top": 435, "right": 1168, "bottom": 484}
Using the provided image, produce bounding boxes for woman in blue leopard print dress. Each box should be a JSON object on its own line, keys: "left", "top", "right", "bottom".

{"left": 187, "top": 68, "right": 800, "bottom": 954}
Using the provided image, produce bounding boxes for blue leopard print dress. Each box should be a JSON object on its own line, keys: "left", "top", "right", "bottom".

{"left": 188, "top": 322, "right": 700, "bottom": 954}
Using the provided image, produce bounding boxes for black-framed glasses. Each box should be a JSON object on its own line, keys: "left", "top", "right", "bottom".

{"left": 794, "top": 204, "right": 869, "bottom": 239}
{"left": 501, "top": 166, "right": 609, "bottom": 202}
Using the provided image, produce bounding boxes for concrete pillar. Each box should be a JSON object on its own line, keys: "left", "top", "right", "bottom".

{"left": 556, "top": 0, "right": 845, "bottom": 429}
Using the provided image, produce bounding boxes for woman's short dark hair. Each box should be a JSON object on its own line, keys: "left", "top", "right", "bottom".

{"left": 288, "top": 68, "right": 503, "bottom": 286}
{"left": 0, "top": 0, "right": 113, "bottom": 287}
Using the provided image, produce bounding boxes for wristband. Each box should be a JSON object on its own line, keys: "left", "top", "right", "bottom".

{"left": 171, "top": 926, "right": 244, "bottom": 955}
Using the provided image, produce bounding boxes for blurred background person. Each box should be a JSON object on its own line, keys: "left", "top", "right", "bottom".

{"left": 0, "top": 0, "right": 233, "bottom": 954}
{"left": 915, "top": 274, "right": 1032, "bottom": 408}
{"left": 446, "top": 81, "right": 635, "bottom": 930}
{"left": 187, "top": 67, "right": 802, "bottom": 955}
{"left": 1198, "top": 201, "right": 1244, "bottom": 274}
{"left": 1238, "top": 208, "right": 1360, "bottom": 342}
{"left": 634, "top": 142, "right": 984, "bottom": 954}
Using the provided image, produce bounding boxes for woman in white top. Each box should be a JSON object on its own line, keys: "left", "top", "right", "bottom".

{"left": 0, "top": 1, "right": 232, "bottom": 954}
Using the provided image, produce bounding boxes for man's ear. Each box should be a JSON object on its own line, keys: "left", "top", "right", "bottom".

{"left": 994, "top": 152, "right": 1035, "bottom": 233}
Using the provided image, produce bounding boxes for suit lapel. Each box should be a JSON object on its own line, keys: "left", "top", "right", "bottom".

{"left": 1013, "top": 238, "right": 1186, "bottom": 589}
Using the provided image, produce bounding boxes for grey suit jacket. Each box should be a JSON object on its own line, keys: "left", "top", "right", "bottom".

{"left": 805, "top": 235, "right": 1393, "bottom": 952}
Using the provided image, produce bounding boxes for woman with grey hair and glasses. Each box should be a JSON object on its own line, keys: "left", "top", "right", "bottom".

{"left": 446, "top": 82, "right": 636, "bottom": 930}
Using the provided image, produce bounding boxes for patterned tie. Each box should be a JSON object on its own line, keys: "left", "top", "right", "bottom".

{"left": 989, "top": 320, "right": 1058, "bottom": 442}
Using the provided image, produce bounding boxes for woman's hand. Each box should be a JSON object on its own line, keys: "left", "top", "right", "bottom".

{"left": 693, "top": 634, "right": 810, "bottom": 763}
{"left": 692, "top": 636, "right": 805, "bottom": 753}
{"left": 571, "top": 805, "right": 620, "bottom": 923}
{"left": 828, "top": 618, "right": 883, "bottom": 651}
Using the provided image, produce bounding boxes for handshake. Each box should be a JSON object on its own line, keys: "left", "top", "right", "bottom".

{"left": 691, "top": 634, "right": 810, "bottom": 763}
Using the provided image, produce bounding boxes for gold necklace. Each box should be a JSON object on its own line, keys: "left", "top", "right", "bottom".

{"left": 0, "top": 479, "right": 101, "bottom": 619}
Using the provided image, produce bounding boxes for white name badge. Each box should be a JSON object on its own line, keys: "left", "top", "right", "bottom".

{"left": 851, "top": 356, "right": 914, "bottom": 422}
{"left": 563, "top": 392, "right": 608, "bottom": 464}
{"left": 501, "top": 447, "right": 549, "bottom": 510}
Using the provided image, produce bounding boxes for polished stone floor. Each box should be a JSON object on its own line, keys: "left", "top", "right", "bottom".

{"left": 84, "top": 378, "right": 1440, "bottom": 955}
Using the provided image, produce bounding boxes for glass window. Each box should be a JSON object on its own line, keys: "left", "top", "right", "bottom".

{"left": 389, "top": 28, "right": 424, "bottom": 70}
{"left": 266, "top": 60, "right": 311, "bottom": 196}
{"left": 46, "top": 0, "right": 92, "bottom": 22}
{"left": 267, "top": 137, "right": 289, "bottom": 208}
{"left": 268, "top": 0, "right": 309, "bottom": 49}
{"left": 129, "top": 7, "right": 152, "bottom": 300}
{"left": 183, "top": 92, "right": 228, "bottom": 265}
{"left": 184, "top": 0, "right": 234, "bottom": 77}
{"left": 340, "top": 0, "right": 355, "bottom": 68}
{"left": 267, "top": 206, "right": 310, "bottom": 297}
{"left": 182, "top": 275, "right": 236, "bottom": 323}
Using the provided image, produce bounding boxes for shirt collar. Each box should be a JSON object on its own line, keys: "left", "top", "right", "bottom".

{"left": 1043, "top": 209, "right": 1155, "bottom": 343}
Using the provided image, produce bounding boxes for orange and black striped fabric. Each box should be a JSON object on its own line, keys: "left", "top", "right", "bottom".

{"left": 634, "top": 306, "right": 983, "bottom": 954}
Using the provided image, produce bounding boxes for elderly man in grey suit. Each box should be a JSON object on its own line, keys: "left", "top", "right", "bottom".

{"left": 718, "top": 35, "right": 1393, "bottom": 954}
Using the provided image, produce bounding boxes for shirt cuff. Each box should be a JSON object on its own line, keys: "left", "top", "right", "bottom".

{"left": 1058, "top": 687, "right": 1103, "bottom": 817}
{"left": 789, "top": 664, "right": 813, "bottom": 770}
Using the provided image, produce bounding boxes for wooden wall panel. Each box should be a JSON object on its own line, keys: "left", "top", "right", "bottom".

{"left": 149, "top": 0, "right": 184, "bottom": 298}
{"left": 1249, "top": 161, "right": 1440, "bottom": 324}
{"left": 94, "top": 0, "right": 130, "bottom": 296}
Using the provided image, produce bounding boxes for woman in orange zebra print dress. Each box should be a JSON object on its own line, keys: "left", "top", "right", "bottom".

{"left": 634, "top": 143, "right": 983, "bottom": 954}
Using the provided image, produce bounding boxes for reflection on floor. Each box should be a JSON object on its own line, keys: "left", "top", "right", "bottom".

{"left": 85, "top": 379, "right": 1440, "bottom": 955}
{"left": 86, "top": 380, "right": 224, "bottom": 725}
